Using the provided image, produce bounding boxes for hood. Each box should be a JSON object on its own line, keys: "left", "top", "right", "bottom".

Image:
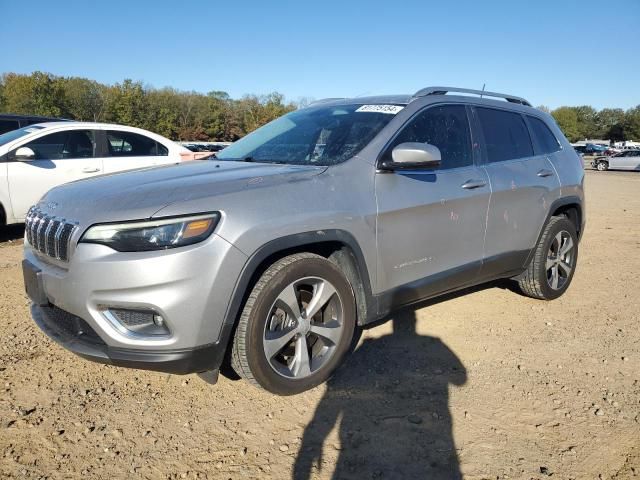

{"left": 37, "top": 160, "right": 326, "bottom": 225}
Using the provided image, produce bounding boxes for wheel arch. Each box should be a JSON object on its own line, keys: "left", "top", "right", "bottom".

{"left": 222, "top": 230, "right": 376, "bottom": 334}
{"left": 550, "top": 198, "right": 583, "bottom": 240}
{"left": 0, "top": 201, "right": 5, "bottom": 225}
{"left": 523, "top": 196, "right": 583, "bottom": 269}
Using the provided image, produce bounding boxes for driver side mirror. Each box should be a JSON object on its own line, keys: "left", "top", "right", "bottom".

{"left": 380, "top": 142, "right": 441, "bottom": 171}
{"left": 14, "top": 147, "right": 36, "bottom": 161}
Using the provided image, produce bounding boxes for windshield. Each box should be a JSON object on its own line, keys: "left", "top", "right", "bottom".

{"left": 216, "top": 104, "right": 403, "bottom": 166}
{"left": 0, "top": 125, "right": 45, "bottom": 147}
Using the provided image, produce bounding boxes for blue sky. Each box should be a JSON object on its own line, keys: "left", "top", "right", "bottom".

{"left": 1, "top": 0, "right": 638, "bottom": 109}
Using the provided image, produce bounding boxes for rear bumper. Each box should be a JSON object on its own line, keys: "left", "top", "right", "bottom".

{"left": 31, "top": 303, "right": 231, "bottom": 374}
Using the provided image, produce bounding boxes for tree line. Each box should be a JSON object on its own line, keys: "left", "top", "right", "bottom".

{"left": 0, "top": 72, "right": 298, "bottom": 142}
{"left": 541, "top": 104, "right": 640, "bottom": 143}
{"left": 1, "top": 71, "right": 639, "bottom": 144}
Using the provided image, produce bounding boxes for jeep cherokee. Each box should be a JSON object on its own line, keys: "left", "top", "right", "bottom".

{"left": 23, "top": 86, "right": 585, "bottom": 395}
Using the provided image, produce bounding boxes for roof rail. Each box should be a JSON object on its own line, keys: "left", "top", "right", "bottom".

{"left": 413, "top": 86, "right": 531, "bottom": 107}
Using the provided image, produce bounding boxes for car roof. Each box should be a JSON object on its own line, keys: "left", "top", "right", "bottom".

{"left": 308, "top": 86, "right": 540, "bottom": 114}
{"left": 29, "top": 121, "right": 144, "bottom": 129}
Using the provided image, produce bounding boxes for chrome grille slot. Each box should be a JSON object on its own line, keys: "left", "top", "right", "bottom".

{"left": 37, "top": 216, "right": 52, "bottom": 252}
{"left": 25, "top": 207, "right": 77, "bottom": 262}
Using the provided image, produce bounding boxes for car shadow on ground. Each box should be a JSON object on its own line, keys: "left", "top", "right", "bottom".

{"left": 292, "top": 278, "right": 528, "bottom": 480}
{"left": 0, "top": 224, "right": 25, "bottom": 244}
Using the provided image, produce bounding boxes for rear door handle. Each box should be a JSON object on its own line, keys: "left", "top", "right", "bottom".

{"left": 461, "top": 179, "right": 487, "bottom": 189}
{"left": 81, "top": 167, "right": 100, "bottom": 173}
{"left": 537, "top": 169, "right": 554, "bottom": 178}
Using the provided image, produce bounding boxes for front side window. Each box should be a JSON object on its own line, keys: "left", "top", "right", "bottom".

{"left": 106, "top": 131, "right": 168, "bottom": 157}
{"left": 216, "top": 104, "right": 399, "bottom": 166}
{"left": 22, "top": 130, "right": 96, "bottom": 159}
{"left": 527, "top": 116, "right": 561, "bottom": 154}
{"left": 384, "top": 104, "right": 473, "bottom": 169}
{"left": 477, "top": 107, "right": 533, "bottom": 163}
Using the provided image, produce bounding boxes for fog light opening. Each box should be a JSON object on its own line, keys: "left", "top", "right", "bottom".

{"left": 103, "top": 307, "right": 170, "bottom": 337}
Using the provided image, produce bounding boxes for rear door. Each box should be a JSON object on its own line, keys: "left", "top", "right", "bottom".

{"left": 375, "top": 104, "right": 490, "bottom": 302}
{"left": 474, "top": 107, "right": 560, "bottom": 276}
{"left": 7, "top": 129, "right": 102, "bottom": 219}
{"left": 102, "top": 130, "right": 172, "bottom": 173}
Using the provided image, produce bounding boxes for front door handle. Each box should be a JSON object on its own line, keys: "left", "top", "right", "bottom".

{"left": 81, "top": 167, "right": 100, "bottom": 173}
{"left": 461, "top": 179, "right": 487, "bottom": 189}
{"left": 537, "top": 169, "right": 554, "bottom": 178}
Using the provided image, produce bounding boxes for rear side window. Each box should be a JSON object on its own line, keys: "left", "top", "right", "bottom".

{"left": 477, "top": 107, "right": 533, "bottom": 162}
{"left": 386, "top": 104, "right": 473, "bottom": 169}
{"left": 22, "top": 130, "right": 96, "bottom": 159}
{"left": 106, "top": 131, "right": 168, "bottom": 157}
{"left": 527, "top": 116, "right": 561, "bottom": 154}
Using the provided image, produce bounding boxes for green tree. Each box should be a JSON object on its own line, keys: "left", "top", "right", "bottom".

{"left": 552, "top": 107, "right": 581, "bottom": 142}
{"left": 1, "top": 71, "right": 64, "bottom": 116}
{"left": 104, "top": 79, "right": 147, "bottom": 127}
{"left": 60, "top": 77, "right": 106, "bottom": 121}
{"left": 595, "top": 108, "right": 626, "bottom": 141}
{"left": 623, "top": 106, "right": 640, "bottom": 141}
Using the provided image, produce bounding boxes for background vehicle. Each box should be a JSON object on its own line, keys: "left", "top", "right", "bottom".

{"left": 573, "top": 145, "right": 587, "bottom": 155}
{"left": 0, "top": 113, "right": 70, "bottom": 135}
{"left": 0, "top": 122, "right": 191, "bottom": 225}
{"left": 592, "top": 150, "right": 640, "bottom": 171}
{"left": 583, "top": 143, "right": 608, "bottom": 155}
{"left": 24, "top": 86, "right": 584, "bottom": 396}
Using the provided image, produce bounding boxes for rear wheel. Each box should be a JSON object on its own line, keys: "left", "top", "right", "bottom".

{"left": 596, "top": 160, "right": 608, "bottom": 171}
{"left": 231, "top": 253, "right": 356, "bottom": 395}
{"left": 517, "top": 216, "right": 578, "bottom": 300}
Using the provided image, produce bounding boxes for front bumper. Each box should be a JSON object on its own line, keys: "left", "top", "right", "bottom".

{"left": 31, "top": 303, "right": 232, "bottom": 374}
{"left": 24, "top": 233, "right": 247, "bottom": 373}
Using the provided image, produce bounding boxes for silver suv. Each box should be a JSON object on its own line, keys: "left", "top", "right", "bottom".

{"left": 23, "top": 87, "right": 585, "bottom": 395}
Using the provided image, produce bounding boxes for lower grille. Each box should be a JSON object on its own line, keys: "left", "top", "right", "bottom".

{"left": 40, "top": 305, "right": 105, "bottom": 345}
{"left": 25, "top": 207, "right": 78, "bottom": 262}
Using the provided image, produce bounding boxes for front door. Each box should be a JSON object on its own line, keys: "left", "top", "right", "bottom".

{"left": 7, "top": 129, "right": 102, "bottom": 219}
{"left": 375, "top": 104, "right": 490, "bottom": 307}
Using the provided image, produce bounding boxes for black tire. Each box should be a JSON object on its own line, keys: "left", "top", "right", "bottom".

{"left": 596, "top": 160, "right": 608, "bottom": 171}
{"left": 231, "top": 253, "right": 356, "bottom": 395}
{"left": 517, "top": 216, "right": 579, "bottom": 300}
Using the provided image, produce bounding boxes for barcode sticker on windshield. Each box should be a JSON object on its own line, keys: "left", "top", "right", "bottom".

{"left": 356, "top": 104, "right": 404, "bottom": 115}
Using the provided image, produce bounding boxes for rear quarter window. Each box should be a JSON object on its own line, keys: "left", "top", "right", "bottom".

{"left": 527, "top": 116, "right": 561, "bottom": 154}
{"left": 476, "top": 107, "right": 534, "bottom": 163}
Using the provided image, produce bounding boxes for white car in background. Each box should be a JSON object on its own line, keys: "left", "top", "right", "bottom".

{"left": 592, "top": 150, "right": 640, "bottom": 172}
{"left": 0, "top": 122, "right": 192, "bottom": 225}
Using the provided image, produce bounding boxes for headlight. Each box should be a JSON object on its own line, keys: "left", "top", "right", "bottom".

{"left": 80, "top": 213, "right": 220, "bottom": 252}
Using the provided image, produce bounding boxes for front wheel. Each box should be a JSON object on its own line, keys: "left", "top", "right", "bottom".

{"left": 596, "top": 160, "right": 608, "bottom": 171}
{"left": 231, "top": 253, "right": 356, "bottom": 395}
{"left": 517, "top": 216, "right": 579, "bottom": 300}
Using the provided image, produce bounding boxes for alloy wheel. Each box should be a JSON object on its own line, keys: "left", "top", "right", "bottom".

{"left": 546, "top": 230, "right": 575, "bottom": 290}
{"left": 262, "top": 276, "right": 344, "bottom": 379}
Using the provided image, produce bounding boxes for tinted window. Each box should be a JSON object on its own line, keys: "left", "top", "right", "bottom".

{"left": 106, "top": 131, "right": 168, "bottom": 157}
{"left": 386, "top": 104, "right": 472, "bottom": 169}
{"left": 477, "top": 108, "right": 533, "bottom": 162}
{"left": 23, "top": 130, "right": 96, "bottom": 159}
{"left": 0, "top": 119, "right": 20, "bottom": 135}
{"left": 528, "top": 116, "right": 561, "bottom": 154}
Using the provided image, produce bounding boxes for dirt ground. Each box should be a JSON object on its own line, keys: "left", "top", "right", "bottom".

{"left": 1, "top": 169, "right": 638, "bottom": 479}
